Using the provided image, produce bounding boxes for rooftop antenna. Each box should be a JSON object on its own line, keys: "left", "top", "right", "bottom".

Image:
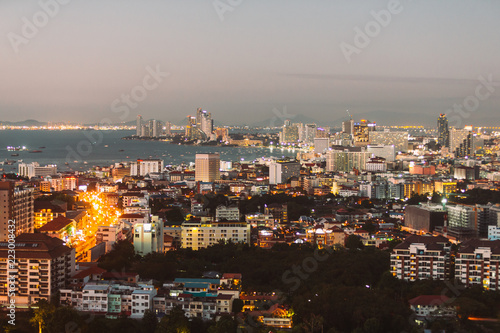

{"left": 346, "top": 109, "right": 352, "bottom": 120}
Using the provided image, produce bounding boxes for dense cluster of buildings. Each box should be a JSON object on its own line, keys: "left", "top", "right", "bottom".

{"left": 1, "top": 113, "right": 500, "bottom": 328}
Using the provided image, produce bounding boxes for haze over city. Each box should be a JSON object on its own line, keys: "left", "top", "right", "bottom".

{"left": 1, "top": 0, "right": 499, "bottom": 126}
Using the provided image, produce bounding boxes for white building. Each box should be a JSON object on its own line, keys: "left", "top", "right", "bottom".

{"left": 82, "top": 284, "right": 110, "bottom": 313}
{"left": 369, "top": 130, "right": 408, "bottom": 152}
{"left": 367, "top": 145, "right": 396, "bottom": 162}
{"left": 455, "top": 239, "right": 500, "bottom": 290}
{"left": 314, "top": 138, "right": 329, "bottom": 154}
{"left": 18, "top": 162, "right": 57, "bottom": 179}
{"left": 216, "top": 205, "right": 240, "bottom": 221}
{"left": 391, "top": 235, "right": 451, "bottom": 281}
{"left": 133, "top": 216, "right": 164, "bottom": 255}
{"left": 130, "top": 159, "right": 164, "bottom": 177}
{"left": 181, "top": 221, "right": 251, "bottom": 250}
{"left": 365, "top": 157, "right": 387, "bottom": 172}
{"left": 489, "top": 226, "right": 500, "bottom": 241}
{"left": 131, "top": 287, "right": 157, "bottom": 319}
{"left": 269, "top": 161, "right": 301, "bottom": 185}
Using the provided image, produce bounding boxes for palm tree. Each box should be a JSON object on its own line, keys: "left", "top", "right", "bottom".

{"left": 30, "top": 299, "right": 55, "bottom": 333}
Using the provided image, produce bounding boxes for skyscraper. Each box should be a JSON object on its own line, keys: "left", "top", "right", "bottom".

{"left": 342, "top": 119, "right": 354, "bottom": 135}
{"left": 136, "top": 115, "right": 143, "bottom": 136}
{"left": 195, "top": 153, "right": 220, "bottom": 182}
{"left": 281, "top": 121, "right": 299, "bottom": 144}
{"left": 304, "top": 124, "right": 317, "bottom": 144}
{"left": 450, "top": 127, "right": 470, "bottom": 155}
{"left": 438, "top": 114, "right": 449, "bottom": 147}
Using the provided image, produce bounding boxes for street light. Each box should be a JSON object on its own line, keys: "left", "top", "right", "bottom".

{"left": 442, "top": 198, "right": 447, "bottom": 210}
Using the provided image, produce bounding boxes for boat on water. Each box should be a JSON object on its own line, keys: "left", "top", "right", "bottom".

{"left": 39, "top": 146, "right": 46, "bottom": 149}
{"left": 11, "top": 153, "right": 19, "bottom": 157}
{"left": 29, "top": 150, "right": 43, "bottom": 153}
{"left": 7, "top": 146, "right": 27, "bottom": 151}
{"left": 4, "top": 160, "right": 16, "bottom": 165}
{"left": 119, "top": 149, "right": 124, "bottom": 152}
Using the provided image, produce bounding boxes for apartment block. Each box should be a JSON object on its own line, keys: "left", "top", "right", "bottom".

{"left": 181, "top": 221, "right": 250, "bottom": 250}
{"left": 0, "top": 233, "right": 75, "bottom": 307}
{"left": 0, "top": 182, "right": 34, "bottom": 242}
{"left": 455, "top": 239, "right": 500, "bottom": 290}
{"left": 391, "top": 235, "right": 451, "bottom": 281}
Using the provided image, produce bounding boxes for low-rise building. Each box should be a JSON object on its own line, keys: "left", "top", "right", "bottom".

{"left": 181, "top": 221, "right": 250, "bottom": 250}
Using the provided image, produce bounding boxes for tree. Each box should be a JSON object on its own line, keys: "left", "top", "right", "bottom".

{"left": 47, "top": 306, "right": 81, "bottom": 333}
{"left": 142, "top": 309, "right": 158, "bottom": 333}
{"left": 231, "top": 299, "right": 244, "bottom": 314}
{"left": 156, "top": 306, "right": 190, "bottom": 333}
{"left": 345, "top": 235, "right": 364, "bottom": 251}
{"left": 208, "top": 315, "right": 237, "bottom": 333}
{"left": 30, "top": 299, "right": 55, "bottom": 333}
{"left": 98, "top": 240, "right": 136, "bottom": 272}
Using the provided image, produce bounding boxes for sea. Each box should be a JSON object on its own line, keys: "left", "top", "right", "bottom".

{"left": 0, "top": 130, "right": 297, "bottom": 173}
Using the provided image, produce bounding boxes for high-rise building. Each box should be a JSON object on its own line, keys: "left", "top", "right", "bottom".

{"left": 136, "top": 115, "right": 143, "bottom": 136}
{"left": 449, "top": 127, "right": 470, "bottom": 154}
{"left": 369, "top": 130, "right": 409, "bottom": 152}
{"left": 437, "top": 114, "right": 449, "bottom": 147}
{"left": 314, "top": 138, "right": 330, "bottom": 154}
{"left": 315, "top": 127, "right": 330, "bottom": 138}
{"left": 269, "top": 161, "right": 301, "bottom": 184}
{"left": 391, "top": 235, "right": 451, "bottom": 281}
{"left": 455, "top": 132, "right": 475, "bottom": 158}
{"left": 342, "top": 119, "right": 354, "bottom": 135}
{"left": 326, "top": 147, "right": 372, "bottom": 172}
{"left": 133, "top": 216, "right": 164, "bottom": 255}
{"left": 353, "top": 120, "right": 375, "bottom": 146}
{"left": 0, "top": 182, "right": 34, "bottom": 242}
{"left": 304, "top": 124, "right": 317, "bottom": 144}
{"left": 0, "top": 233, "right": 75, "bottom": 306}
{"left": 367, "top": 145, "right": 396, "bottom": 162}
{"left": 200, "top": 113, "right": 213, "bottom": 138}
{"left": 404, "top": 205, "right": 447, "bottom": 233}
{"left": 455, "top": 239, "right": 500, "bottom": 290}
{"left": 195, "top": 153, "right": 220, "bottom": 182}
{"left": 281, "top": 122, "right": 299, "bottom": 144}
{"left": 165, "top": 121, "right": 172, "bottom": 136}
{"left": 130, "top": 159, "right": 164, "bottom": 176}
{"left": 151, "top": 119, "right": 163, "bottom": 138}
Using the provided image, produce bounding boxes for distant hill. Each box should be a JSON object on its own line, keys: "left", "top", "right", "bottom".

{"left": 249, "top": 114, "right": 321, "bottom": 127}
{"left": 330, "top": 110, "right": 436, "bottom": 127}
{"left": 0, "top": 119, "right": 47, "bottom": 126}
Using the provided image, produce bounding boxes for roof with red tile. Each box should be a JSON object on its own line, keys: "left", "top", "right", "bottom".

{"left": 37, "top": 216, "right": 75, "bottom": 232}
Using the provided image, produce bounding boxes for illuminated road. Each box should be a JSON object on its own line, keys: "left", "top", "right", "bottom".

{"left": 71, "top": 191, "right": 122, "bottom": 260}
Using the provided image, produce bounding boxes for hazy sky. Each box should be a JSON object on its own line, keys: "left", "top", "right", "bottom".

{"left": 1, "top": 0, "right": 499, "bottom": 126}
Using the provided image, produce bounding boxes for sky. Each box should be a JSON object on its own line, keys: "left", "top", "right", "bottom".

{"left": 1, "top": 0, "right": 499, "bottom": 127}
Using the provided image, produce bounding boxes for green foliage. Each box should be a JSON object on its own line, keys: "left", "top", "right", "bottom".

{"left": 98, "top": 240, "right": 136, "bottom": 272}
{"left": 207, "top": 315, "right": 237, "bottom": 333}
{"left": 345, "top": 234, "right": 364, "bottom": 250}
{"left": 456, "top": 189, "right": 500, "bottom": 205}
{"left": 47, "top": 306, "right": 81, "bottom": 333}
{"left": 231, "top": 299, "right": 244, "bottom": 314}
{"left": 156, "top": 306, "right": 190, "bottom": 333}
{"left": 141, "top": 309, "right": 158, "bottom": 333}
{"left": 30, "top": 299, "right": 55, "bottom": 333}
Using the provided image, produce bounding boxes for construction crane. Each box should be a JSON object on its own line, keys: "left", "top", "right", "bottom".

{"left": 346, "top": 109, "right": 352, "bottom": 120}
